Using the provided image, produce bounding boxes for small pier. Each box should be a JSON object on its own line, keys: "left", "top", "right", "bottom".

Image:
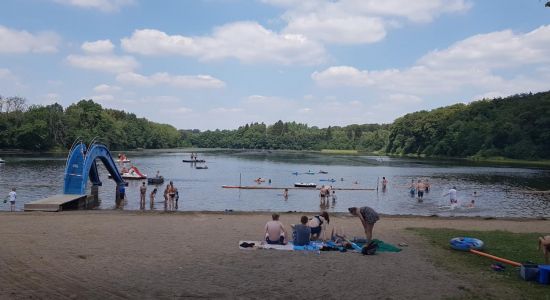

{"left": 24, "top": 194, "right": 93, "bottom": 212}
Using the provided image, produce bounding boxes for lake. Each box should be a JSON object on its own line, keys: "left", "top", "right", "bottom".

{"left": 1, "top": 150, "right": 549, "bottom": 218}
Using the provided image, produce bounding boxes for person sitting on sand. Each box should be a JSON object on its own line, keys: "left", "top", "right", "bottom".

{"left": 292, "top": 216, "right": 311, "bottom": 246}
{"left": 348, "top": 206, "right": 379, "bottom": 242}
{"left": 308, "top": 211, "right": 329, "bottom": 240}
{"left": 265, "top": 213, "right": 288, "bottom": 245}
{"left": 539, "top": 236, "right": 550, "bottom": 264}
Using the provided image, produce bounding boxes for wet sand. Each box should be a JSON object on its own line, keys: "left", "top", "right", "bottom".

{"left": 0, "top": 211, "right": 548, "bottom": 299}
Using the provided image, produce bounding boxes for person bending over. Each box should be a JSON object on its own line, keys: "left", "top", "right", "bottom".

{"left": 308, "top": 211, "right": 330, "bottom": 240}
{"left": 265, "top": 213, "right": 288, "bottom": 245}
{"left": 292, "top": 216, "right": 311, "bottom": 246}
{"left": 348, "top": 206, "right": 379, "bottom": 242}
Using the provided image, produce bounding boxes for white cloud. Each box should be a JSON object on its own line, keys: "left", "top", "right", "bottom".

{"left": 209, "top": 107, "right": 244, "bottom": 114}
{"left": 121, "top": 22, "right": 326, "bottom": 65}
{"left": 264, "top": 0, "right": 471, "bottom": 44}
{"left": 93, "top": 83, "right": 121, "bottom": 93}
{"left": 116, "top": 72, "right": 226, "bottom": 89}
{"left": 0, "top": 25, "right": 60, "bottom": 54}
{"left": 283, "top": 15, "right": 386, "bottom": 44}
{"left": 162, "top": 106, "right": 193, "bottom": 114}
{"left": 313, "top": 25, "right": 550, "bottom": 98}
{"left": 91, "top": 94, "right": 115, "bottom": 101}
{"left": 67, "top": 54, "right": 138, "bottom": 73}
{"left": 53, "top": 0, "right": 134, "bottom": 12}
{"left": 418, "top": 25, "right": 550, "bottom": 69}
{"left": 82, "top": 39, "right": 115, "bottom": 53}
{"left": 0, "top": 68, "right": 14, "bottom": 79}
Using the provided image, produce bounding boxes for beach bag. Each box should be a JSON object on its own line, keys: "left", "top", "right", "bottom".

{"left": 361, "top": 241, "right": 379, "bottom": 255}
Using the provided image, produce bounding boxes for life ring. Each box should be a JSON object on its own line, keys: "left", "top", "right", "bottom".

{"left": 450, "top": 237, "right": 484, "bottom": 251}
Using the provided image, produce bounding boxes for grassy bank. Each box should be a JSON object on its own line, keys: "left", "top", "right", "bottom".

{"left": 467, "top": 156, "right": 550, "bottom": 168}
{"left": 320, "top": 149, "right": 359, "bottom": 154}
{"left": 410, "top": 228, "right": 548, "bottom": 299}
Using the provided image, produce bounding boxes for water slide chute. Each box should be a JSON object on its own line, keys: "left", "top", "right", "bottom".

{"left": 63, "top": 141, "right": 125, "bottom": 195}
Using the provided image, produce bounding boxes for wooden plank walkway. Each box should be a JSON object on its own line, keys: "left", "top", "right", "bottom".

{"left": 24, "top": 194, "right": 87, "bottom": 212}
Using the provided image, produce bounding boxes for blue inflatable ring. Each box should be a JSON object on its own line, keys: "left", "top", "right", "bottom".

{"left": 450, "top": 237, "right": 484, "bottom": 251}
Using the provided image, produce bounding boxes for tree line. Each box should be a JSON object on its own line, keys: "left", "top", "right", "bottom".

{"left": 0, "top": 97, "right": 181, "bottom": 151}
{"left": 1, "top": 91, "right": 549, "bottom": 160}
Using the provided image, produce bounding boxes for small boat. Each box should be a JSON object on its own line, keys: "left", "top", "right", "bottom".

{"left": 294, "top": 182, "right": 317, "bottom": 188}
{"left": 109, "top": 166, "right": 147, "bottom": 179}
{"left": 318, "top": 170, "right": 328, "bottom": 174}
{"left": 304, "top": 171, "right": 315, "bottom": 175}
{"left": 195, "top": 165, "right": 208, "bottom": 169}
{"left": 183, "top": 159, "right": 206, "bottom": 163}
{"left": 147, "top": 176, "right": 164, "bottom": 184}
{"left": 0, "top": 158, "right": 4, "bottom": 163}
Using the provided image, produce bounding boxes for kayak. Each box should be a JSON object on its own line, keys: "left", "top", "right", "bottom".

{"left": 319, "top": 170, "right": 328, "bottom": 174}
{"left": 195, "top": 165, "right": 208, "bottom": 169}
{"left": 304, "top": 171, "right": 315, "bottom": 175}
{"left": 294, "top": 182, "right": 317, "bottom": 188}
{"left": 319, "top": 179, "right": 336, "bottom": 182}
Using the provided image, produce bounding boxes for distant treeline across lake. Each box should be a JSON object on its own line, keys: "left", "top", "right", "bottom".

{"left": 1, "top": 91, "right": 549, "bottom": 160}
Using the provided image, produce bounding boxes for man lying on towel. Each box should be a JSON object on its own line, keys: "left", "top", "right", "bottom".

{"left": 265, "top": 213, "right": 288, "bottom": 245}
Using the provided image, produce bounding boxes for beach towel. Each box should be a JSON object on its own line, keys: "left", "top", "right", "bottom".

{"left": 239, "top": 240, "right": 294, "bottom": 251}
{"left": 352, "top": 238, "right": 402, "bottom": 253}
{"left": 238, "top": 241, "right": 322, "bottom": 251}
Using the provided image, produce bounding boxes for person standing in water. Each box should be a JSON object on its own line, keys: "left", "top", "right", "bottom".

{"left": 409, "top": 179, "right": 416, "bottom": 197}
{"left": 139, "top": 182, "right": 147, "bottom": 209}
{"left": 150, "top": 188, "right": 157, "bottom": 209}
{"left": 416, "top": 180, "right": 425, "bottom": 202}
{"left": 381, "top": 177, "right": 388, "bottom": 192}
{"left": 7, "top": 187, "right": 16, "bottom": 212}
{"left": 282, "top": 188, "right": 289, "bottom": 200}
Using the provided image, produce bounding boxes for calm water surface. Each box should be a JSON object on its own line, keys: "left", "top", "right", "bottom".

{"left": 1, "top": 150, "right": 549, "bottom": 218}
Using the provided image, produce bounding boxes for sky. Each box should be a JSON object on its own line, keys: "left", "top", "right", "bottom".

{"left": 0, "top": 0, "right": 549, "bottom": 130}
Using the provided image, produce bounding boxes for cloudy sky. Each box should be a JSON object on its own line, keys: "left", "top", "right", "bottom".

{"left": 1, "top": 0, "right": 549, "bottom": 130}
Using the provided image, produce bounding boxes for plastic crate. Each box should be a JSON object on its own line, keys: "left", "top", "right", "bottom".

{"left": 538, "top": 265, "right": 550, "bottom": 285}
{"left": 520, "top": 264, "right": 539, "bottom": 281}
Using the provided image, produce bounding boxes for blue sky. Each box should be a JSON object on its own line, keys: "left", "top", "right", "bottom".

{"left": 1, "top": 0, "right": 549, "bottom": 130}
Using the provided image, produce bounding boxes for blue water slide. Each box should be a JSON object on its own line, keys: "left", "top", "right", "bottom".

{"left": 63, "top": 142, "right": 125, "bottom": 194}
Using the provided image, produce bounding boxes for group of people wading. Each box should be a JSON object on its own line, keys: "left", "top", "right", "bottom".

{"left": 139, "top": 181, "right": 179, "bottom": 210}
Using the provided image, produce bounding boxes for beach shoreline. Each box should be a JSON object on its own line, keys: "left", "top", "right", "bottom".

{"left": 1, "top": 211, "right": 548, "bottom": 299}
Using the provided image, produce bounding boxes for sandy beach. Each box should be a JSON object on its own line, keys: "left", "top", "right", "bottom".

{"left": 0, "top": 211, "right": 548, "bottom": 299}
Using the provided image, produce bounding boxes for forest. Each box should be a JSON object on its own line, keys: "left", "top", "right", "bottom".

{"left": 0, "top": 97, "right": 181, "bottom": 151}
{"left": 1, "top": 91, "right": 549, "bottom": 160}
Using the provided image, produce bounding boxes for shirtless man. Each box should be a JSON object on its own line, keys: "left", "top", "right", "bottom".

{"left": 539, "top": 236, "right": 550, "bottom": 264}
{"left": 265, "top": 213, "right": 288, "bottom": 245}
{"left": 416, "top": 180, "right": 425, "bottom": 201}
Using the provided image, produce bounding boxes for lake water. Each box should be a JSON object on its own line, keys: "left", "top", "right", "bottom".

{"left": 1, "top": 150, "right": 549, "bottom": 218}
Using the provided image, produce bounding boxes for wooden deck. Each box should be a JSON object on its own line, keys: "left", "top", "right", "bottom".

{"left": 24, "top": 194, "right": 89, "bottom": 212}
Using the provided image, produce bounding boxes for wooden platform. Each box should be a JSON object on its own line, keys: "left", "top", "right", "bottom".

{"left": 222, "top": 185, "right": 375, "bottom": 191}
{"left": 24, "top": 194, "right": 89, "bottom": 212}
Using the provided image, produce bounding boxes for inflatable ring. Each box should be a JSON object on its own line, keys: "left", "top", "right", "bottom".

{"left": 450, "top": 237, "right": 484, "bottom": 251}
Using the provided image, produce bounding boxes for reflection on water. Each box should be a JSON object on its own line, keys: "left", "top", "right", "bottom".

{"left": 1, "top": 150, "right": 549, "bottom": 218}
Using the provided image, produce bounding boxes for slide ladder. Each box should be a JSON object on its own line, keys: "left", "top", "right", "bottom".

{"left": 63, "top": 141, "right": 125, "bottom": 195}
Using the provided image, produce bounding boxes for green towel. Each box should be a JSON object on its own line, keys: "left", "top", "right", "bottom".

{"left": 372, "top": 239, "right": 402, "bottom": 252}
{"left": 354, "top": 239, "right": 402, "bottom": 252}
